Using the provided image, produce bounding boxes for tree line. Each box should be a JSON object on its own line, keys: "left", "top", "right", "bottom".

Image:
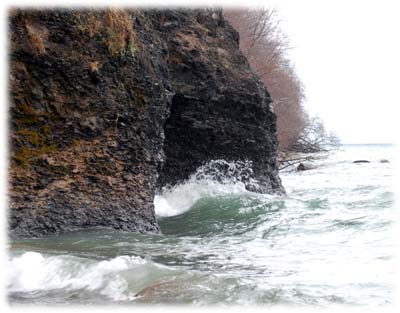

{"left": 224, "top": 8, "right": 339, "bottom": 154}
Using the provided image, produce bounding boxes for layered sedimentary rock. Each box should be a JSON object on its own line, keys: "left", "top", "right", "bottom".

{"left": 9, "top": 9, "right": 283, "bottom": 238}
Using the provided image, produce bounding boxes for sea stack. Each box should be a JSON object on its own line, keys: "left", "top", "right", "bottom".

{"left": 9, "top": 9, "right": 283, "bottom": 238}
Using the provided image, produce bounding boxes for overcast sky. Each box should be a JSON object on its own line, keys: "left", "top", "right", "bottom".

{"left": 262, "top": 0, "right": 399, "bottom": 144}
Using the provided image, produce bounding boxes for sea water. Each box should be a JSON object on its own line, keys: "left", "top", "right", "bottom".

{"left": 7, "top": 144, "right": 396, "bottom": 306}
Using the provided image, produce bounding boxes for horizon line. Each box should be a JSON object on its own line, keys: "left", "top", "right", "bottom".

{"left": 340, "top": 142, "right": 394, "bottom": 145}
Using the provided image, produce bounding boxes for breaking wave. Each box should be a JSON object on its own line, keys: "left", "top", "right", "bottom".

{"left": 154, "top": 160, "right": 271, "bottom": 217}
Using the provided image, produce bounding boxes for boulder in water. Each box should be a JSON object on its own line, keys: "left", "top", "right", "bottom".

{"left": 296, "top": 162, "right": 316, "bottom": 171}
{"left": 296, "top": 163, "right": 307, "bottom": 171}
{"left": 379, "top": 159, "right": 390, "bottom": 163}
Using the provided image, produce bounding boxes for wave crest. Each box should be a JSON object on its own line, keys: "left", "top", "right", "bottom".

{"left": 155, "top": 160, "right": 264, "bottom": 217}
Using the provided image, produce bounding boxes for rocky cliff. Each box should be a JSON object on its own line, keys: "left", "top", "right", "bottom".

{"left": 9, "top": 9, "right": 283, "bottom": 238}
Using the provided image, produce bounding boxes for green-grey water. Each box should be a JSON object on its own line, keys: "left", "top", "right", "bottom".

{"left": 7, "top": 144, "right": 395, "bottom": 306}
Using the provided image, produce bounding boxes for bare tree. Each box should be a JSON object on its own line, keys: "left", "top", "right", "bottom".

{"left": 224, "top": 8, "right": 307, "bottom": 150}
{"left": 289, "top": 117, "right": 340, "bottom": 153}
{"left": 225, "top": 8, "right": 341, "bottom": 155}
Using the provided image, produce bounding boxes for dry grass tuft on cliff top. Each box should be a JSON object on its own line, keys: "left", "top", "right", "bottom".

{"left": 75, "top": 9, "right": 137, "bottom": 56}
{"left": 25, "top": 19, "right": 49, "bottom": 55}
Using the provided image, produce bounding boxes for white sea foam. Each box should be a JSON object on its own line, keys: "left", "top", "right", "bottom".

{"left": 154, "top": 160, "right": 265, "bottom": 217}
{"left": 7, "top": 252, "right": 151, "bottom": 301}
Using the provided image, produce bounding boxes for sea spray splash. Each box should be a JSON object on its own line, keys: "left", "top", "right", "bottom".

{"left": 154, "top": 160, "right": 266, "bottom": 217}
{"left": 7, "top": 251, "right": 183, "bottom": 302}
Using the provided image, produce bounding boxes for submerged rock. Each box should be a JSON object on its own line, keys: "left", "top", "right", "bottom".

{"left": 353, "top": 160, "right": 370, "bottom": 163}
{"left": 135, "top": 281, "right": 179, "bottom": 300}
{"left": 9, "top": 9, "right": 283, "bottom": 238}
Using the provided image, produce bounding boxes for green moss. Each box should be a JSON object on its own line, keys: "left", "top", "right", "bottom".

{"left": 15, "top": 103, "right": 50, "bottom": 126}
{"left": 129, "top": 39, "right": 137, "bottom": 56}
{"left": 15, "top": 145, "right": 58, "bottom": 166}
{"left": 13, "top": 147, "right": 33, "bottom": 166}
{"left": 13, "top": 104, "right": 57, "bottom": 167}
{"left": 17, "top": 128, "right": 45, "bottom": 146}
{"left": 103, "top": 28, "right": 123, "bottom": 56}
{"left": 15, "top": 107, "right": 38, "bottom": 125}
{"left": 18, "top": 102, "right": 38, "bottom": 116}
{"left": 75, "top": 12, "right": 102, "bottom": 38}
{"left": 15, "top": 116, "right": 37, "bottom": 126}
{"left": 42, "top": 124, "right": 50, "bottom": 135}
{"left": 13, "top": 144, "right": 58, "bottom": 167}
{"left": 39, "top": 144, "right": 58, "bottom": 154}
{"left": 74, "top": 10, "right": 137, "bottom": 57}
{"left": 71, "top": 138, "right": 80, "bottom": 147}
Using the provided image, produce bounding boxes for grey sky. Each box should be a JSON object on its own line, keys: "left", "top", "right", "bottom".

{"left": 2, "top": 0, "right": 399, "bottom": 144}
{"left": 264, "top": 0, "right": 399, "bottom": 144}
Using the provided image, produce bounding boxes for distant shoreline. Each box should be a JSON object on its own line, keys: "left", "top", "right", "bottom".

{"left": 340, "top": 143, "right": 394, "bottom": 146}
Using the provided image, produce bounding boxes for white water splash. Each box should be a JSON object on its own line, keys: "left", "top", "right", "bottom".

{"left": 154, "top": 160, "right": 266, "bottom": 217}
{"left": 7, "top": 252, "right": 151, "bottom": 301}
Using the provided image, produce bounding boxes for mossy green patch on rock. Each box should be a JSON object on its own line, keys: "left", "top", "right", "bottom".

{"left": 13, "top": 129, "right": 58, "bottom": 166}
{"left": 74, "top": 9, "right": 137, "bottom": 57}
{"left": 13, "top": 144, "right": 58, "bottom": 167}
{"left": 17, "top": 128, "right": 45, "bottom": 146}
{"left": 14, "top": 102, "right": 51, "bottom": 127}
{"left": 12, "top": 103, "right": 58, "bottom": 167}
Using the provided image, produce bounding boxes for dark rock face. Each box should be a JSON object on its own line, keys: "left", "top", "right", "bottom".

{"left": 9, "top": 10, "right": 171, "bottom": 237}
{"left": 9, "top": 9, "right": 283, "bottom": 238}
{"left": 156, "top": 10, "right": 283, "bottom": 193}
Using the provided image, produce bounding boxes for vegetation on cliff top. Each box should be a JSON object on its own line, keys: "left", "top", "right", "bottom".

{"left": 74, "top": 9, "right": 137, "bottom": 56}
